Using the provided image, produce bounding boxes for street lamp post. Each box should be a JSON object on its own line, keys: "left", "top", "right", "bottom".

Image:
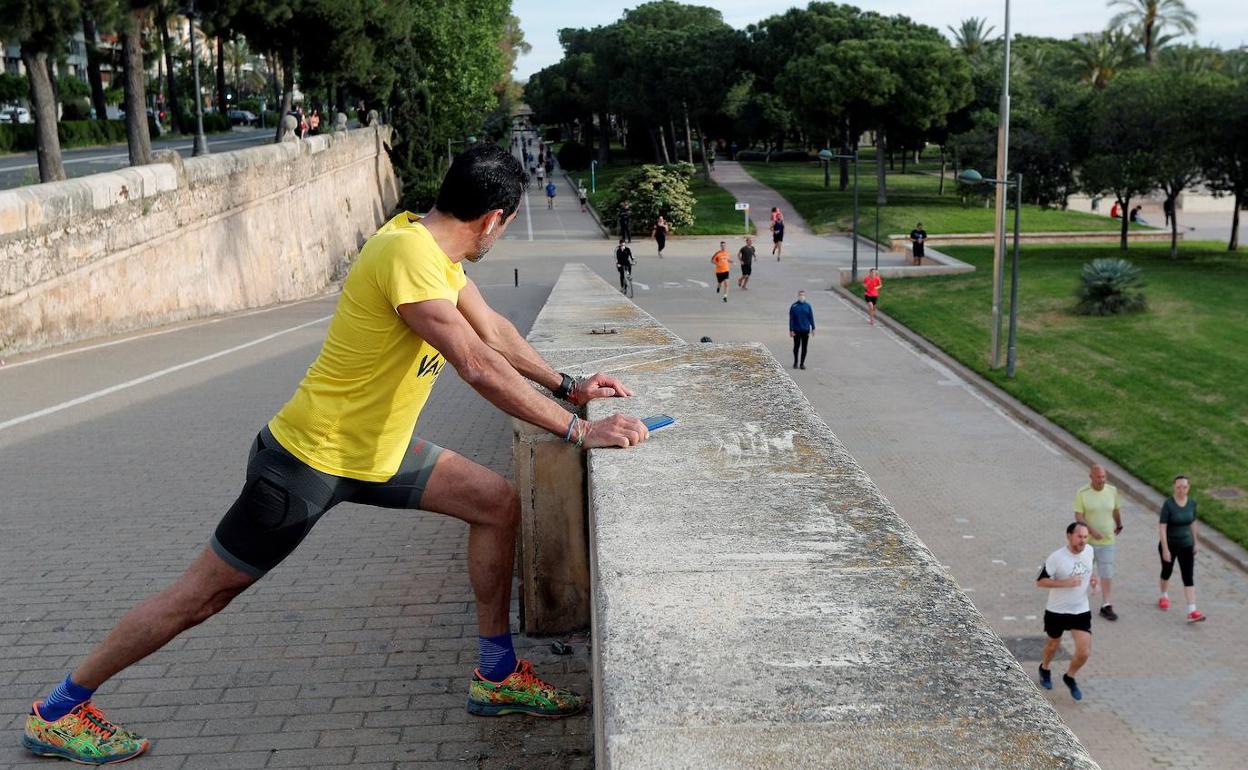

{"left": 818, "top": 148, "right": 860, "bottom": 282}
{"left": 446, "top": 135, "right": 478, "bottom": 166}
{"left": 187, "top": 0, "right": 209, "bottom": 156}
{"left": 959, "top": 169, "right": 1023, "bottom": 378}
{"left": 990, "top": 0, "right": 1014, "bottom": 369}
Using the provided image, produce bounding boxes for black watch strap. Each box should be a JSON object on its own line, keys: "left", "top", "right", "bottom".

{"left": 554, "top": 373, "right": 576, "bottom": 400}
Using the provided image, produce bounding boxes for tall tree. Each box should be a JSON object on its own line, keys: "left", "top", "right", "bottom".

{"left": 121, "top": 1, "right": 153, "bottom": 165}
{"left": 80, "top": 0, "right": 117, "bottom": 121}
{"left": 1068, "top": 30, "right": 1141, "bottom": 88}
{"left": 1107, "top": 0, "right": 1197, "bottom": 65}
{"left": 948, "top": 17, "right": 997, "bottom": 58}
{"left": 1202, "top": 76, "right": 1248, "bottom": 250}
{"left": 154, "top": 0, "right": 184, "bottom": 134}
{"left": 1081, "top": 72, "right": 1161, "bottom": 250}
{"left": 0, "top": 0, "right": 82, "bottom": 182}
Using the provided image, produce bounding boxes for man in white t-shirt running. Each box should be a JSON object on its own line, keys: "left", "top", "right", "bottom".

{"left": 1035, "top": 521, "right": 1097, "bottom": 701}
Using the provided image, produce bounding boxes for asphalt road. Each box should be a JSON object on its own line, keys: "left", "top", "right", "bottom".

{"left": 0, "top": 128, "right": 276, "bottom": 190}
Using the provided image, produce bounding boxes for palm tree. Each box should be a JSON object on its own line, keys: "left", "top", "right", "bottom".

{"left": 1070, "top": 30, "right": 1141, "bottom": 88}
{"left": 1107, "top": 0, "right": 1198, "bottom": 64}
{"left": 947, "top": 17, "right": 997, "bottom": 57}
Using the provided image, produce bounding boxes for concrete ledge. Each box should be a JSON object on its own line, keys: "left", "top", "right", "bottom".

{"left": 837, "top": 247, "right": 975, "bottom": 286}
{"left": 886, "top": 230, "right": 1174, "bottom": 251}
{"left": 523, "top": 264, "right": 1097, "bottom": 769}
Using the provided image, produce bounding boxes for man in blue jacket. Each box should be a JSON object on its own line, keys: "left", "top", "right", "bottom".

{"left": 789, "top": 290, "right": 815, "bottom": 370}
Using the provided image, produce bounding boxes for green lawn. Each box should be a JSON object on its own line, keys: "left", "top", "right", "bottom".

{"left": 858, "top": 242, "right": 1248, "bottom": 548}
{"left": 741, "top": 161, "right": 1148, "bottom": 238}
{"left": 568, "top": 161, "right": 754, "bottom": 236}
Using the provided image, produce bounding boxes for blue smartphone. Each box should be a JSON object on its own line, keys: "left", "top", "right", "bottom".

{"left": 642, "top": 414, "right": 675, "bottom": 431}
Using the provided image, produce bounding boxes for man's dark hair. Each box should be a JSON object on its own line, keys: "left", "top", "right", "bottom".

{"left": 1067, "top": 521, "right": 1088, "bottom": 535}
{"left": 1174, "top": 474, "right": 1189, "bottom": 483}
{"left": 436, "top": 145, "right": 526, "bottom": 222}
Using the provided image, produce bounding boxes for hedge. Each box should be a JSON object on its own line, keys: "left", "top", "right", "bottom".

{"left": 0, "top": 120, "right": 132, "bottom": 153}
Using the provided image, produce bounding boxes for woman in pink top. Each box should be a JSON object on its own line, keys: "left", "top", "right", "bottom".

{"left": 863, "top": 269, "right": 882, "bottom": 326}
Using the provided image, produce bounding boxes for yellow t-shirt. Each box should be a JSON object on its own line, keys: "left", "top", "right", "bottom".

{"left": 1074, "top": 483, "right": 1121, "bottom": 545}
{"left": 269, "top": 212, "right": 467, "bottom": 481}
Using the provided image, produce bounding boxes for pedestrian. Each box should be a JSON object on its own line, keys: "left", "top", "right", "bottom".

{"left": 17, "top": 145, "right": 650, "bottom": 765}
{"left": 535, "top": 165, "right": 545, "bottom": 187}
{"left": 1074, "top": 464, "right": 1123, "bottom": 621}
{"left": 1163, "top": 198, "right": 1175, "bottom": 228}
{"left": 707, "top": 144, "right": 716, "bottom": 171}
{"left": 863, "top": 268, "right": 882, "bottom": 325}
{"left": 789, "top": 290, "right": 815, "bottom": 369}
{"left": 1157, "top": 475, "right": 1207, "bottom": 622}
{"left": 309, "top": 109, "right": 320, "bottom": 134}
{"left": 614, "top": 238, "right": 634, "bottom": 293}
{"left": 545, "top": 180, "right": 557, "bottom": 210}
{"left": 770, "top": 206, "right": 782, "bottom": 229}
{"left": 730, "top": 141, "right": 738, "bottom": 160}
{"left": 772, "top": 214, "right": 785, "bottom": 261}
{"left": 618, "top": 201, "right": 632, "bottom": 243}
{"left": 737, "top": 237, "right": 756, "bottom": 290}
{"left": 578, "top": 184, "right": 589, "bottom": 213}
{"left": 712, "top": 241, "right": 733, "bottom": 302}
{"left": 653, "top": 214, "right": 668, "bottom": 257}
{"left": 1036, "top": 522, "right": 1097, "bottom": 701}
{"left": 299, "top": 109, "right": 309, "bottom": 139}
{"left": 545, "top": 156, "right": 554, "bottom": 175}
{"left": 1129, "top": 205, "right": 1148, "bottom": 225}
{"left": 909, "top": 222, "right": 928, "bottom": 266}
{"left": 1110, "top": 200, "right": 1122, "bottom": 219}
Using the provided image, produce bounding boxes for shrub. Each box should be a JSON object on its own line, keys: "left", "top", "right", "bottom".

{"left": 0, "top": 123, "right": 36, "bottom": 153}
{"left": 60, "top": 99, "right": 93, "bottom": 121}
{"left": 1075, "top": 258, "right": 1147, "bottom": 316}
{"left": 59, "top": 119, "right": 128, "bottom": 148}
{"left": 557, "top": 140, "right": 592, "bottom": 171}
{"left": 597, "top": 162, "right": 696, "bottom": 235}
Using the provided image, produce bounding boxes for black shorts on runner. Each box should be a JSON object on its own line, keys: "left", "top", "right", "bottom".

{"left": 864, "top": 295, "right": 878, "bottom": 305}
{"left": 211, "top": 426, "right": 443, "bottom": 577}
{"left": 715, "top": 271, "right": 730, "bottom": 282}
{"left": 1043, "top": 610, "right": 1092, "bottom": 639}
{"left": 773, "top": 234, "right": 784, "bottom": 243}
{"left": 741, "top": 264, "right": 752, "bottom": 276}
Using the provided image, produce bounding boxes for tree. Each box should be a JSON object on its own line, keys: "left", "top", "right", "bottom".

{"left": 154, "top": 0, "right": 184, "bottom": 133}
{"left": 948, "top": 17, "right": 996, "bottom": 58}
{"left": 0, "top": 0, "right": 82, "bottom": 182}
{"left": 1107, "top": 0, "right": 1197, "bottom": 65}
{"left": 121, "top": 1, "right": 154, "bottom": 165}
{"left": 1202, "top": 76, "right": 1248, "bottom": 250}
{"left": 1068, "top": 30, "right": 1141, "bottom": 88}
{"left": 80, "top": 0, "right": 119, "bottom": 120}
{"left": 1081, "top": 72, "right": 1161, "bottom": 250}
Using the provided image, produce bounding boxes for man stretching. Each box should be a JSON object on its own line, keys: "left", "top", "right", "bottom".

{"left": 20, "top": 145, "right": 649, "bottom": 765}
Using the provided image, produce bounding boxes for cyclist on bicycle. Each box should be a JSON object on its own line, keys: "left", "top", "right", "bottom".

{"left": 615, "top": 238, "right": 635, "bottom": 293}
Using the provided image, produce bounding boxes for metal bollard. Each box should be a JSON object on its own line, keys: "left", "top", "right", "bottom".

{"left": 514, "top": 268, "right": 519, "bottom": 287}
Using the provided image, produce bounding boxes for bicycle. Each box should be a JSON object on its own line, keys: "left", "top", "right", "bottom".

{"left": 617, "top": 263, "right": 634, "bottom": 298}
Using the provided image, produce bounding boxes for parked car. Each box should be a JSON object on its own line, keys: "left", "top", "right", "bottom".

{"left": 0, "top": 106, "right": 31, "bottom": 124}
{"left": 228, "top": 109, "right": 257, "bottom": 126}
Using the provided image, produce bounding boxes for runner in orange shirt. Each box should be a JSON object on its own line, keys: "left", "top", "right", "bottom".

{"left": 711, "top": 242, "right": 733, "bottom": 302}
{"left": 863, "top": 268, "right": 882, "bottom": 326}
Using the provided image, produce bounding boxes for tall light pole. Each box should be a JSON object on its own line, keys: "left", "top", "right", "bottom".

{"left": 960, "top": 169, "right": 1023, "bottom": 378}
{"left": 818, "top": 148, "right": 860, "bottom": 282}
{"left": 990, "top": 0, "right": 1012, "bottom": 368}
{"left": 187, "top": 0, "right": 209, "bottom": 156}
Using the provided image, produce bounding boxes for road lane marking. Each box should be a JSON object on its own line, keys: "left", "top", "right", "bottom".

{"left": 686, "top": 278, "right": 709, "bottom": 288}
{"left": 1, "top": 132, "right": 273, "bottom": 172}
{"left": 0, "top": 314, "right": 331, "bottom": 432}
{"left": 1, "top": 294, "right": 335, "bottom": 371}
{"left": 632, "top": 281, "right": 650, "bottom": 291}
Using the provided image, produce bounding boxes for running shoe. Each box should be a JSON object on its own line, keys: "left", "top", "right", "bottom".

{"left": 1038, "top": 665, "right": 1052, "bottom": 690}
{"left": 1099, "top": 605, "right": 1119, "bottom": 621}
{"left": 23, "top": 701, "right": 149, "bottom": 764}
{"left": 1062, "top": 674, "right": 1083, "bottom": 701}
{"left": 466, "top": 660, "right": 585, "bottom": 718}
{"left": 1158, "top": 596, "right": 1170, "bottom": 611}
{"left": 1187, "top": 610, "right": 1206, "bottom": 623}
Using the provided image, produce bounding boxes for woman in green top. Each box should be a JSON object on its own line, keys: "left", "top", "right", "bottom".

{"left": 1157, "top": 475, "right": 1206, "bottom": 622}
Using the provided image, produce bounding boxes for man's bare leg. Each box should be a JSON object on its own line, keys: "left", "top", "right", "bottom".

{"left": 73, "top": 547, "right": 257, "bottom": 689}
{"left": 417, "top": 449, "right": 519, "bottom": 637}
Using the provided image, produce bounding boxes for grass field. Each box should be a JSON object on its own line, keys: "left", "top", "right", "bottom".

{"left": 741, "top": 161, "right": 1150, "bottom": 239}
{"left": 568, "top": 162, "right": 755, "bottom": 236}
{"left": 856, "top": 241, "right": 1248, "bottom": 548}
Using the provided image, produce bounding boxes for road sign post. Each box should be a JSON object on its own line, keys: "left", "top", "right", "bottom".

{"left": 735, "top": 202, "right": 749, "bottom": 234}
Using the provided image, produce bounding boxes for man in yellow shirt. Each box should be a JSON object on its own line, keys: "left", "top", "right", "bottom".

{"left": 21, "top": 146, "right": 649, "bottom": 765}
{"left": 1074, "top": 464, "right": 1123, "bottom": 621}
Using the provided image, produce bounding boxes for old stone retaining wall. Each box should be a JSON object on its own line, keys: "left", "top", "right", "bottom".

{"left": 0, "top": 126, "right": 399, "bottom": 357}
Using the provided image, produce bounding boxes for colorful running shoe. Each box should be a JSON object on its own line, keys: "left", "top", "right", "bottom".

{"left": 1158, "top": 596, "right": 1170, "bottom": 611}
{"left": 23, "top": 701, "right": 149, "bottom": 765}
{"left": 467, "top": 659, "right": 585, "bottom": 717}
{"left": 1187, "top": 610, "right": 1206, "bottom": 623}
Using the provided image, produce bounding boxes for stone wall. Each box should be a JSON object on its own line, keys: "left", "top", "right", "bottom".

{"left": 0, "top": 126, "right": 399, "bottom": 357}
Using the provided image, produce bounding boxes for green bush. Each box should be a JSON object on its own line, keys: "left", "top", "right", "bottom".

{"left": 735, "top": 149, "right": 811, "bottom": 162}
{"left": 58, "top": 120, "right": 128, "bottom": 148}
{"left": 597, "top": 162, "right": 696, "bottom": 235}
{"left": 0, "top": 123, "right": 36, "bottom": 153}
{"left": 1075, "top": 258, "right": 1147, "bottom": 315}
{"left": 61, "top": 99, "right": 93, "bottom": 121}
{"left": 557, "top": 140, "right": 592, "bottom": 171}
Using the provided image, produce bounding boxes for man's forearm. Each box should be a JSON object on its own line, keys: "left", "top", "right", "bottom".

{"left": 461, "top": 342, "right": 572, "bottom": 436}
{"left": 486, "top": 317, "right": 562, "bottom": 392}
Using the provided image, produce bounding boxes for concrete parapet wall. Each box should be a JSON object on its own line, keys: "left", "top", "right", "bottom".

{"left": 524, "top": 264, "right": 1097, "bottom": 769}
{"left": 0, "top": 127, "right": 399, "bottom": 356}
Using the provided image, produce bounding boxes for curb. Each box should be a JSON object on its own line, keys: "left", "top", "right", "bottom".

{"left": 830, "top": 283, "right": 1248, "bottom": 576}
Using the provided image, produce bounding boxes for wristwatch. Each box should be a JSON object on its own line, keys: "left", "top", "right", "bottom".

{"left": 553, "top": 373, "right": 577, "bottom": 401}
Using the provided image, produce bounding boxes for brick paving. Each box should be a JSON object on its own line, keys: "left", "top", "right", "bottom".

{"left": 0, "top": 272, "right": 591, "bottom": 769}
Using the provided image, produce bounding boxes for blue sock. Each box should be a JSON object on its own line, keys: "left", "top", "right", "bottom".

{"left": 40, "top": 674, "right": 95, "bottom": 722}
{"left": 478, "top": 632, "right": 517, "bottom": 682}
